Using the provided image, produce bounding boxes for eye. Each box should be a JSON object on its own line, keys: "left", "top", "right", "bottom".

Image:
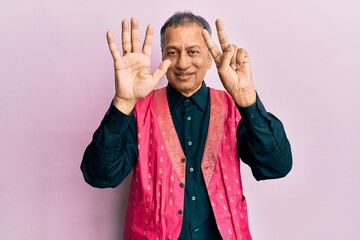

{"left": 189, "top": 50, "right": 200, "bottom": 55}
{"left": 166, "top": 50, "right": 177, "bottom": 56}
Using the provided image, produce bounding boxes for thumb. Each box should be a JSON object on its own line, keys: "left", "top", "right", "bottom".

{"left": 219, "top": 44, "right": 234, "bottom": 69}
{"left": 152, "top": 59, "right": 171, "bottom": 86}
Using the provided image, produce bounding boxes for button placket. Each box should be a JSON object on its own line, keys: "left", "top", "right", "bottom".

{"left": 183, "top": 97, "right": 203, "bottom": 231}
{"left": 184, "top": 99, "right": 194, "bottom": 153}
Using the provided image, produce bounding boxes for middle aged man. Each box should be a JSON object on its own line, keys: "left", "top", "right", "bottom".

{"left": 81, "top": 11, "right": 292, "bottom": 239}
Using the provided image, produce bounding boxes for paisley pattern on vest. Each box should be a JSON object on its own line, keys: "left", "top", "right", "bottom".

{"left": 123, "top": 87, "right": 252, "bottom": 239}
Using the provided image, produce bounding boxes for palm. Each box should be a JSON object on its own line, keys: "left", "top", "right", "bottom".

{"left": 203, "top": 19, "right": 256, "bottom": 107}
{"left": 114, "top": 53, "right": 154, "bottom": 101}
{"left": 106, "top": 18, "right": 170, "bottom": 113}
{"left": 217, "top": 50, "right": 253, "bottom": 97}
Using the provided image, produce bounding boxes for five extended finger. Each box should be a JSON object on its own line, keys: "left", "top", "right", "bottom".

{"left": 142, "top": 25, "right": 154, "bottom": 56}
{"left": 152, "top": 59, "right": 171, "bottom": 85}
{"left": 106, "top": 31, "right": 121, "bottom": 61}
{"left": 122, "top": 19, "right": 131, "bottom": 54}
{"left": 131, "top": 17, "right": 141, "bottom": 53}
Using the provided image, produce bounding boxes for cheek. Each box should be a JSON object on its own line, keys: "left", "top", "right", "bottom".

{"left": 194, "top": 59, "right": 210, "bottom": 74}
{"left": 207, "top": 56, "right": 212, "bottom": 69}
{"left": 192, "top": 58, "right": 206, "bottom": 69}
{"left": 167, "top": 59, "right": 177, "bottom": 70}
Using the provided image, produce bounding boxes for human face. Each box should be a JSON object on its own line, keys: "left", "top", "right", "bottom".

{"left": 162, "top": 24, "right": 212, "bottom": 97}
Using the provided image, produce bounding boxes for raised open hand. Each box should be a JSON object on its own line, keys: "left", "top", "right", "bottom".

{"left": 107, "top": 18, "right": 171, "bottom": 114}
{"left": 203, "top": 19, "right": 256, "bottom": 107}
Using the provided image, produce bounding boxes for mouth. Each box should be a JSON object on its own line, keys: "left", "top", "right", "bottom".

{"left": 174, "top": 73, "right": 194, "bottom": 80}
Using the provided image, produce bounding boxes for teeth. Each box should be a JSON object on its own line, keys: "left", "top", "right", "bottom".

{"left": 176, "top": 74, "right": 191, "bottom": 77}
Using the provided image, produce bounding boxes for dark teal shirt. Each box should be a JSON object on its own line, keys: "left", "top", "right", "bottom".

{"left": 81, "top": 82, "right": 292, "bottom": 239}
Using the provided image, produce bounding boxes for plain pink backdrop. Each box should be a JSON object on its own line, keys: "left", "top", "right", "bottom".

{"left": 1, "top": 0, "right": 359, "bottom": 239}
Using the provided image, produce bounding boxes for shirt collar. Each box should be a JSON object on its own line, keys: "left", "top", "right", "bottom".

{"left": 166, "top": 82, "right": 209, "bottom": 112}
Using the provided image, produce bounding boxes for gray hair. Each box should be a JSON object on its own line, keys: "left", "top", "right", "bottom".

{"left": 160, "top": 11, "right": 212, "bottom": 49}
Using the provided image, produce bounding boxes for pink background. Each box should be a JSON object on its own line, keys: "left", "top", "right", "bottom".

{"left": 1, "top": 0, "right": 359, "bottom": 239}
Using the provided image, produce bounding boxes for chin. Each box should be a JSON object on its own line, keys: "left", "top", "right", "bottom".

{"left": 173, "top": 82, "right": 201, "bottom": 96}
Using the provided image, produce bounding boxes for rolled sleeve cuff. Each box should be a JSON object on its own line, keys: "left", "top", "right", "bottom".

{"left": 236, "top": 93, "right": 270, "bottom": 127}
{"left": 102, "top": 103, "right": 134, "bottom": 133}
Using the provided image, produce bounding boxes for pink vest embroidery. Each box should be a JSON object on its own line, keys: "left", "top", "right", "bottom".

{"left": 124, "top": 87, "right": 252, "bottom": 240}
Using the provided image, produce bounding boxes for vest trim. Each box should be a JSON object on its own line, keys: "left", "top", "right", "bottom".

{"left": 154, "top": 88, "right": 186, "bottom": 183}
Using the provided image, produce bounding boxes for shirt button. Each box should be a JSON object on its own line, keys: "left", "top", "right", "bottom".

{"left": 178, "top": 209, "right": 183, "bottom": 215}
{"left": 181, "top": 157, "right": 186, "bottom": 163}
{"left": 189, "top": 167, "right": 194, "bottom": 172}
{"left": 179, "top": 183, "right": 185, "bottom": 188}
{"left": 191, "top": 196, "right": 196, "bottom": 201}
{"left": 194, "top": 228, "right": 199, "bottom": 232}
{"left": 188, "top": 141, "right": 192, "bottom": 146}
{"left": 187, "top": 116, "right": 191, "bottom": 121}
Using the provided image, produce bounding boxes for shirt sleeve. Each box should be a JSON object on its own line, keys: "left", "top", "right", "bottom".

{"left": 80, "top": 103, "right": 138, "bottom": 188}
{"left": 236, "top": 94, "right": 293, "bottom": 181}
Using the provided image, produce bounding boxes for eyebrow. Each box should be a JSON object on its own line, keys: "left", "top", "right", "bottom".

{"left": 164, "top": 45, "right": 202, "bottom": 51}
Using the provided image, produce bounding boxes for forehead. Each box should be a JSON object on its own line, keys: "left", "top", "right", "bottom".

{"left": 163, "top": 24, "right": 206, "bottom": 47}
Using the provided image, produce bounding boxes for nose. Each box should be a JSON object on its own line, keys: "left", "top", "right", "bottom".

{"left": 175, "top": 52, "right": 190, "bottom": 70}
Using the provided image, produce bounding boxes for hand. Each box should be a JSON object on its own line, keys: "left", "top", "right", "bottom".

{"left": 106, "top": 17, "right": 171, "bottom": 114}
{"left": 203, "top": 19, "right": 256, "bottom": 107}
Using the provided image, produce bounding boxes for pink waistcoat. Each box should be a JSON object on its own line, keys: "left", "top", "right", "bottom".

{"left": 123, "top": 87, "right": 252, "bottom": 240}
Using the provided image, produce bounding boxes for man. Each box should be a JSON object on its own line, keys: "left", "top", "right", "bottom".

{"left": 81, "top": 12, "right": 292, "bottom": 240}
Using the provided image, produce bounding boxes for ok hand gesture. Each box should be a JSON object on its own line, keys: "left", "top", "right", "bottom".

{"left": 203, "top": 19, "right": 256, "bottom": 107}
{"left": 107, "top": 18, "right": 171, "bottom": 114}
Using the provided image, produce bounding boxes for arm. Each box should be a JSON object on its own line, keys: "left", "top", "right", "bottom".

{"left": 107, "top": 17, "right": 171, "bottom": 114}
{"left": 237, "top": 94, "right": 292, "bottom": 180}
{"left": 202, "top": 19, "right": 256, "bottom": 108}
{"left": 81, "top": 18, "right": 170, "bottom": 187}
{"left": 203, "top": 19, "right": 292, "bottom": 180}
{"left": 81, "top": 105, "right": 138, "bottom": 188}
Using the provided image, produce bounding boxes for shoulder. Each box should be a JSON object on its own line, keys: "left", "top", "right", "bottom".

{"left": 209, "top": 87, "right": 235, "bottom": 105}
{"left": 135, "top": 87, "right": 167, "bottom": 113}
{"left": 209, "top": 87, "right": 240, "bottom": 120}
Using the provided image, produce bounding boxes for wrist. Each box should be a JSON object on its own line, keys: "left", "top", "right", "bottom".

{"left": 234, "top": 88, "right": 256, "bottom": 107}
{"left": 112, "top": 96, "right": 137, "bottom": 115}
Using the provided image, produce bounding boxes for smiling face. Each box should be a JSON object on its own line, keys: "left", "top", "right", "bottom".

{"left": 162, "top": 24, "right": 212, "bottom": 97}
